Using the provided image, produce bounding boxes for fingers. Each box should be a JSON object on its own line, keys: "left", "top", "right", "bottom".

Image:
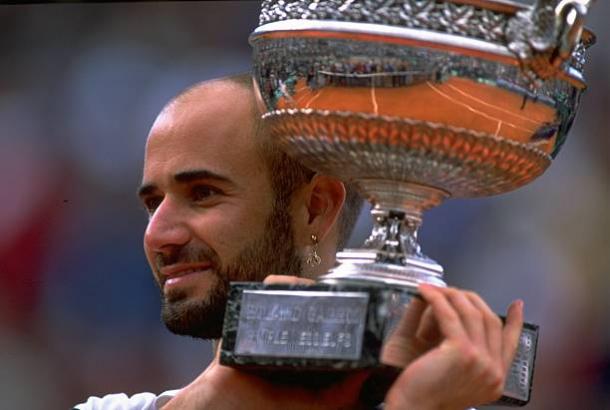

{"left": 446, "top": 290, "right": 487, "bottom": 348}
{"left": 263, "top": 275, "right": 315, "bottom": 286}
{"left": 414, "top": 304, "right": 441, "bottom": 344}
{"left": 418, "top": 284, "right": 468, "bottom": 341}
{"left": 501, "top": 299, "right": 524, "bottom": 369}
{"left": 394, "top": 297, "right": 427, "bottom": 340}
{"left": 465, "top": 292, "right": 504, "bottom": 361}
{"left": 381, "top": 297, "right": 428, "bottom": 367}
{"left": 418, "top": 284, "right": 524, "bottom": 371}
{"left": 389, "top": 285, "right": 525, "bottom": 408}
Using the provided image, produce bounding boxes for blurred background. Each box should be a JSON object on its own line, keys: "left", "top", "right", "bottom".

{"left": 0, "top": 1, "right": 607, "bottom": 408}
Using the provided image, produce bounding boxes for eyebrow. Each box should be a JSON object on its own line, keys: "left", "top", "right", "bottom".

{"left": 174, "top": 169, "right": 232, "bottom": 184}
{"left": 137, "top": 169, "right": 233, "bottom": 199}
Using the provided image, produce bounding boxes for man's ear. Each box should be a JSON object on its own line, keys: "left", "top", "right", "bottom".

{"left": 299, "top": 174, "right": 346, "bottom": 243}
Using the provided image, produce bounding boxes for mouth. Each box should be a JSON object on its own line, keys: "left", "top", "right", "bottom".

{"left": 159, "top": 263, "right": 213, "bottom": 290}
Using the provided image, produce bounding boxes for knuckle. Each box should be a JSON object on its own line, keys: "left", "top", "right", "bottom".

{"left": 483, "top": 366, "right": 506, "bottom": 396}
{"left": 457, "top": 343, "right": 478, "bottom": 366}
{"left": 490, "top": 368, "right": 505, "bottom": 387}
{"left": 263, "top": 274, "right": 280, "bottom": 284}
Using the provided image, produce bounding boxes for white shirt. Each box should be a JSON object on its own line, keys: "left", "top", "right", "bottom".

{"left": 73, "top": 389, "right": 179, "bottom": 410}
{"left": 73, "top": 389, "right": 477, "bottom": 409}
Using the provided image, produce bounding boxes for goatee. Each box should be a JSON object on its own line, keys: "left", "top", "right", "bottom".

{"left": 160, "top": 202, "right": 302, "bottom": 339}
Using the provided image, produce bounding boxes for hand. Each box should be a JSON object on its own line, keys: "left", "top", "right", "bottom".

{"left": 381, "top": 295, "right": 441, "bottom": 368}
{"left": 384, "top": 285, "right": 524, "bottom": 410}
{"left": 162, "top": 274, "right": 369, "bottom": 410}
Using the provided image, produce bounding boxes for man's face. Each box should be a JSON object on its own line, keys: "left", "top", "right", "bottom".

{"left": 139, "top": 83, "right": 302, "bottom": 339}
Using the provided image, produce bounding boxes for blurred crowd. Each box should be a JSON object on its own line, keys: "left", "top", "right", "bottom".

{"left": 0, "top": 2, "right": 608, "bottom": 409}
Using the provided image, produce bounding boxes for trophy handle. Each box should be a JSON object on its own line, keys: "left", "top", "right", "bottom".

{"left": 554, "top": 0, "right": 592, "bottom": 66}
{"left": 506, "top": 0, "right": 595, "bottom": 83}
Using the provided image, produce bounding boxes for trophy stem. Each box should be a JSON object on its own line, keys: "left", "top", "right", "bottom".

{"left": 367, "top": 206, "right": 424, "bottom": 264}
{"left": 321, "top": 180, "right": 449, "bottom": 289}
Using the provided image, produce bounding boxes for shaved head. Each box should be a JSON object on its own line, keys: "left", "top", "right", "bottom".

{"left": 165, "top": 74, "right": 363, "bottom": 249}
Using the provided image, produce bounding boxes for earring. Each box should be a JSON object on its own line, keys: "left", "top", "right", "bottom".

{"left": 306, "top": 234, "right": 322, "bottom": 267}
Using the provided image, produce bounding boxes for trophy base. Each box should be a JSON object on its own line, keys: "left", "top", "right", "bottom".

{"left": 221, "top": 281, "right": 538, "bottom": 406}
{"left": 221, "top": 281, "right": 414, "bottom": 370}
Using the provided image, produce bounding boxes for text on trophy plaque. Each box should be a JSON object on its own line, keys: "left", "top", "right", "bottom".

{"left": 234, "top": 290, "right": 369, "bottom": 360}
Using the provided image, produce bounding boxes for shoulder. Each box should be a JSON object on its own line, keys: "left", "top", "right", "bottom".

{"left": 73, "top": 389, "right": 179, "bottom": 410}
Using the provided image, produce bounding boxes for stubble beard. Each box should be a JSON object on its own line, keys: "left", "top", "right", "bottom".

{"left": 160, "top": 201, "right": 302, "bottom": 339}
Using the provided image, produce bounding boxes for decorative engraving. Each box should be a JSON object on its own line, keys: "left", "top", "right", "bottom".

{"left": 265, "top": 109, "right": 551, "bottom": 198}
{"left": 259, "top": 0, "right": 511, "bottom": 44}
{"left": 258, "top": 0, "right": 590, "bottom": 76}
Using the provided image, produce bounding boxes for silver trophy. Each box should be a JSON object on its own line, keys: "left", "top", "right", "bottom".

{"left": 221, "top": 0, "right": 595, "bottom": 405}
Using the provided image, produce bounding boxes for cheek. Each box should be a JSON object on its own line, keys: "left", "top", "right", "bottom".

{"left": 191, "top": 208, "right": 267, "bottom": 259}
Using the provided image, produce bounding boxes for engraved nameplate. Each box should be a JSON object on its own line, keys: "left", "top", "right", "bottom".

{"left": 234, "top": 290, "right": 369, "bottom": 360}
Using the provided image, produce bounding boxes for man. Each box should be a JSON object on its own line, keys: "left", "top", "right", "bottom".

{"left": 75, "top": 74, "right": 523, "bottom": 409}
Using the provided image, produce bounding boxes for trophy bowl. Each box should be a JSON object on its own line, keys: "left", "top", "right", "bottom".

{"left": 221, "top": 0, "right": 595, "bottom": 406}
{"left": 251, "top": 0, "right": 594, "bottom": 288}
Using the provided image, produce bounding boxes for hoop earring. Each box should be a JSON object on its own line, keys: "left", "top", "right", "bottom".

{"left": 306, "top": 234, "right": 322, "bottom": 267}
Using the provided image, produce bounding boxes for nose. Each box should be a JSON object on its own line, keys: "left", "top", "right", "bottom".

{"left": 144, "top": 197, "right": 190, "bottom": 256}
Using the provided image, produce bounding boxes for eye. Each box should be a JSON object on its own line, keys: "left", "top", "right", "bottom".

{"left": 191, "top": 185, "right": 222, "bottom": 202}
{"left": 143, "top": 196, "right": 163, "bottom": 215}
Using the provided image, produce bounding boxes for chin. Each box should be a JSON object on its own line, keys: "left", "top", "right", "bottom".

{"left": 161, "top": 288, "right": 228, "bottom": 340}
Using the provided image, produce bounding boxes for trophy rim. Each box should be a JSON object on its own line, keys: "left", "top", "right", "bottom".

{"left": 251, "top": 20, "right": 588, "bottom": 88}
{"left": 252, "top": 0, "right": 595, "bottom": 89}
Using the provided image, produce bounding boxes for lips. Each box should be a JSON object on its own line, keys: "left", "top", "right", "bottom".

{"left": 159, "top": 263, "right": 212, "bottom": 288}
